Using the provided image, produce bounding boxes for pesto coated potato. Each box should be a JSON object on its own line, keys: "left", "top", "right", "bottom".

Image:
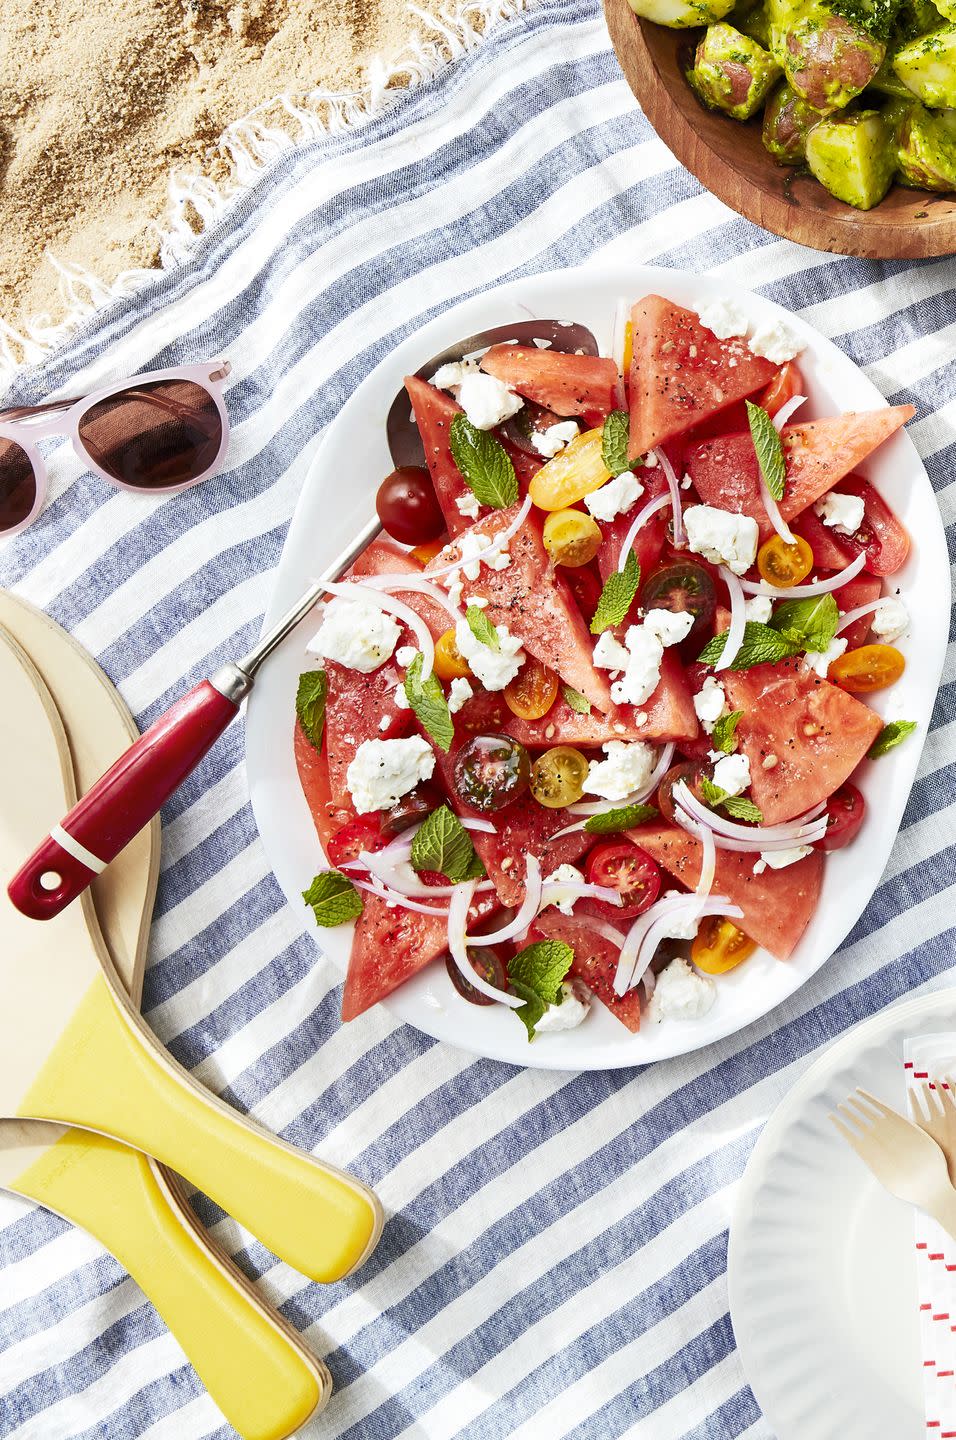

{"left": 762, "top": 81, "right": 826, "bottom": 159}
{"left": 896, "top": 101, "right": 956, "bottom": 186}
{"left": 784, "top": 12, "right": 887, "bottom": 109}
{"left": 805, "top": 107, "right": 898, "bottom": 203}
{"left": 625, "top": 0, "right": 737, "bottom": 28}
{"left": 892, "top": 25, "right": 956, "bottom": 106}
{"left": 686, "top": 22, "right": 782, "bottom": 118}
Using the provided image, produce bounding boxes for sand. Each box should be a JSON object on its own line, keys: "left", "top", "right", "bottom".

{"left": 0, "top": 0, "right": 516, "bottom": 366}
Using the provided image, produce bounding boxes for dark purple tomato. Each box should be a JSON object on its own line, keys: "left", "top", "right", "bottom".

{"left": 446, "top": 947, "right": 508, "bottom": 1005}
{"left": 379, "top": 783, "right": 443, "bottom": 837}
{"left": 454, "top": 733, "right": 531, "bottom": 813}
{"left": 376, "top": 466, "right": 445, "bottom": 545}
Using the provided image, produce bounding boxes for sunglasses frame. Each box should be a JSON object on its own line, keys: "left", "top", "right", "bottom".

{"left": 0, "top": 360, "right": 231, "bottom": 537}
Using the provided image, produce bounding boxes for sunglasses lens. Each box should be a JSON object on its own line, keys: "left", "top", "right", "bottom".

{"left": 77, "top": 379, "right": 223, "bottom": 490}
{"left": 0, "top": 437, "right": 37, "bottom": 532}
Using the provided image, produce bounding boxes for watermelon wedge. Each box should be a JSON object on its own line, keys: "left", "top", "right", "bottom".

{"left": 531, "top": 910, "right": 644, "bottom": 1032}
{"left": 720, "top": 656, "right": 883, "bottom": 825}
{"left": 627, "top": 295, "right": 779, "bottom": 461}
{"left": 684, "top": 406, "right": 915, "bottom": 541}
{"left": 790, "top": 505, "right": 856, "bottom": 572}
{"left": 479, "top": 345, "right": 618, "bottom": 427}
{"left": 405, "top": 375, "right": 472, "bottom": 536}
{"left": 507, "top": 654, "right": 696, "bottom": 745}
{"left": 323, "top": 658, "right": 414, "bottom": 801}
{"left": 428, "top": 509, "right": 613, "bottom": 712}
{"left": 294, "top": 720, "right": 354, "bottom": 851}
{"left": 835, "top": 574, "right": 883, "bottom": 649}
{"left": 629, "top": 823, "right": 823, "bottom": 960}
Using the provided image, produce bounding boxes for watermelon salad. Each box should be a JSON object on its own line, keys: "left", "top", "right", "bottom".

{"left": 293, "top": 292, "right": 918, "bottom": 1044}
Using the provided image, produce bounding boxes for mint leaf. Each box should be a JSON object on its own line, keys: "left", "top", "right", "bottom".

{"left": 746, "top": 400, "right": 786, "bottom": 503}
{"left": 404, "top": 651, "right": 454, "bottom": 752}
{"left": 698, "top": 621, "right": 800, "bottom": 671}
{"left": 711, "top": 710, "right": 743, "bottom": 754}
{"left": 302, "top": 870, "right": 363, "bottom": 926}
{"left": 508, "top": 939, "right": 574, "bottom": 1041}
{"left": 584, "top": 802, "right": 658, "bottom": 834}
{"left": 562, "top": 685, "right": 592, "bottom": 715}
{"left": 296, "top": 670, "right": 328, "bottom": 753}
{"left": 700, "top": 775, "right": 726, "bottom": 809}
{"left": 770, "top": 594, "right": 840, "bottom": 653}
{"left": 449, "top": 415, "right": 518, "bottom": 508}
{"left": 868, "top": 719, "right": 917, "bottom": 759}
{"left": 465, "top": 603, "right": 498, "bottom": 650}
{"left": 590, "top": 549, "right": 641, "bottom": 634}
{"left": 601, "top": 410, "right": 641, "bottom": 476}
{"left": 722, "top": 795, "right": 764, "bottom": 823}
{"left": 410, "top": 804, "right": 485, "bottom": 883}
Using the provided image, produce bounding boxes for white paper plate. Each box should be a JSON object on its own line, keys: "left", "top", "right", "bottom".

{"left": 245, "top": 264, "right": 949, "bottom": 1071}
{"left": 728, "top": 987, "right": 956, "bottom": 1440}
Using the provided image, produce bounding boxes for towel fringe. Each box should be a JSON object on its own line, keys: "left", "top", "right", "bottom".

{"left": 0, "top": 0, "right": 530, "bottom": 383}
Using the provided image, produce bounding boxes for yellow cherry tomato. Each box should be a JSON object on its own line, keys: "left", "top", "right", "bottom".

{"left": 622, "top": 318, "right": 633, "bottom": 378}
{"left": 528, "top": 430, "right": 611, "bottom": 511}
{"left": 756, "top": 533, "right": 814, "bottom": 588}
{"left": 410, "top": 537, "right": 446, "bottom": 567}
{"left": 530, "top": 745, "right": 589, "bottom": 808}
{"left": 433, "top": 627, "right": 471, "bottom": 681}
{"left": 504, "top": 657, "right": 560, "bottom": 720}
{"left": 827, "top": 643, "right": 905, "bottom": 693}
{"left": 691, "top": 917, "right": 757, "bottom": 975}
{"left": 542, "top": 508, "right": 603, "bottom": 568}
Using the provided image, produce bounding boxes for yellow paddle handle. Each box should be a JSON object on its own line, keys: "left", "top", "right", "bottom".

{"left": 21, "top": 976, "right": 381, "bottom": 1282}
{"left": 14, "top": 1128, "right": 324, "bottom": 1440}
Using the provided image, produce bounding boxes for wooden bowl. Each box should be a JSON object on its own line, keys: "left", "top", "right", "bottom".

{"left": 604, "top": 0, "right": 956, "bottom": 259}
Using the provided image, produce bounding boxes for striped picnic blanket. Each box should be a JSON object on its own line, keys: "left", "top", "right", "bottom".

{"left": 1, "top": 0, "right": 954, "bottom": 1434}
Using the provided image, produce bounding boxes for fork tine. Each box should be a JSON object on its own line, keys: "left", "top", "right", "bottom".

{"left": 856, "top": 1087, "right": 897, "bottom": 1118}
{"left": 938, "top": 1078, "right": 956, "bottom": 1114}
{"left": 909, "top": 1088, "right": 928, "bottom": 1124}
{"left": 924, "top": 1082, "right": 946, "bottom": 1118}
{"left": 830, "top": 1114, "right": 865, "bottom": 1155}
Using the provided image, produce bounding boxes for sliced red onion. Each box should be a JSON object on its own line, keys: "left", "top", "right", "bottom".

{"left": 352, "top": 849, "right": 495, "bottom": 898}
{"left": 588, "top": 918, "right": 627, "bottom": 948}
{"left": 356, "top": 573, "right": 462, "bottom": 623}
{"left": 353, "top": 877, "right": 450, "bottom": 916}
{"left": 419, "top": 493, "right": 534, "bottom": 581}
{"left": 613, "top": 892, "right": 737, "bottom": 995}
{"left": 717, "top": 569, "right": 747, "bottom": 671}
{"left": 738, "top": 550, "right": 866, "bottom": 598}
{"left": 673, "top": 782, "right": 828, "bottom": 843}
{"left": 835, "top": 599, "right": 884, "bottom": 636}
{"left": 628, "top": 896, "right": 743, "bottom": 994}
{"left": 539, "top": 881, "right": 622, "bottom": 910}
{"left": 757, "top": 475, "right": 796, "bottom": 546}
{"left": 671, "top": 801, "right": 826, "bottom": 852}
{"left": 448, "top": 882, "right": 523, "bottom": 1008}
{"left": 642, "top": 968, "right": 656, "bottom": 999}
{"left": 616, "top": 492, "right": 671, "bottom": 573}
{"left": 696, "top": 823, "right": 716, "bottom": 897}
{"left": 771, "top": 395, "right": 807, "bottom": 432}
{"left": 462, "top": 817, "right": 498, "bottom": 834}
{"left": 467, "top": 855, "right": 543, "bottom": 946}
{"left": 324, "top": 581, "right": 435, "bottom": 680}
{"left": 650, "top": 447, "right": 685, "bottom": 549}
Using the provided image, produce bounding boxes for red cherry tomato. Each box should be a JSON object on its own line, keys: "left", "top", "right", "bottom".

{"left": 757, "top": 361, "right": 804, "bottom": 417}
{"left": 830, "top": 476, "right": 910, "bottom": 577}
{"left": 818, "top": 782, "right": 866, "bottom": 851}
{"left": 564, "top": 563, "right": 603, "bottom": 622}
{"left": 585, "top": 842, "right": 661, "bottom": 920}
{"left": 326, "top": 817, "right": 388, "bottom": 867}
{"left": 376, "top": 467, "right": 445, "bottom": 545}
{"left": 657, "top": 762, "right": 708, "bottom": 824}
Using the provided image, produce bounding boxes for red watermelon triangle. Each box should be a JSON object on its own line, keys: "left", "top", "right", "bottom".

{"left": 532, "top": 910, "right": 644, "bottom": 1031}
{"left": 479, "top": 344, "right": 618, "bottom": 427}
{"left": 405, "top": 375, "right": 471, "bottom": 536}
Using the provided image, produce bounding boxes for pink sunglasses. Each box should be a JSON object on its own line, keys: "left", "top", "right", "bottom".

{"left": 0, "top": 360, "right": 231, "bottom": 537}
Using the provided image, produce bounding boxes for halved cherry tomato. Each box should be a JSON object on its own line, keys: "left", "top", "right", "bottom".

{"left": 376, "top": 467, "right": 445, "bottom": 545}
{"left": 757, "top": 533, "right": 814, "bottom": 588}
{"left": 504, "top": 658, "right": 559, "bottom": 720}
{"left": 565, "top": 562, "right": 603, "bottom": 621}
{"left": 828, "top": 643, "right": 904, "bottom": 693}
{"left": 641, "top": 561, "right": 716, "bottom": 647}
{"left": 326, "top": 816, "right": 388, "bottom": 866}
{"left": 411, "top": 537, "right": 447, "bottom": 567}
{"left": 528, "top": 430, "right": 610, "bottom": 511}
{"left": 692, "top": 917, "right": 757, "bottom": 974}
{"left": 530, "top": 746, "right": 589, "bottom": 808}
{"left": 586, "top": 842, "right": 661, "bottom": 920}
{"left": 446, "top": 947, "right": 507, "bottom": 1006}
{"left": 756, "top": 361, "right": 804, "bottom": 418}
{"left": 657, "top": 762, "right": 707, "bottom": 824}
{"left": 818, "top": 782, "right": 866, "bottom": 851}
{"left": 542, "top": 509, "right": 603, "bottom": 567}
{"left": 454, "top": 733, "right": 531, "bottom": 813}
{"left": 380, "top": 783, "right": 443, "bottom": 837}
{"left": 434, "top": 627, "right": 471, "bottom": 681}
{"left": 831, "top": 476, "right": 911, "bottom": 577}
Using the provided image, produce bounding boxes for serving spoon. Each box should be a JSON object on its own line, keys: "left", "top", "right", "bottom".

{"left": 9, "top": 318, "right": 599, "bottom": 921}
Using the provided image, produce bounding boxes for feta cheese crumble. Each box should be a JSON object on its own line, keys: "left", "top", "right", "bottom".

{"left": 693, "top": 676, "right": 727, "bottom": 734}
{"left": 804, "top": 636, "right": 847, "bottom": 679}
{"left": 711, "top": 751, "right": 751, "bottom": 797}
{"left": 395, "top": 645, "right": 417, "bottom": 668}
{"left": 454, "top": 617, "right": 525, "bottom": 690}
{"left": 648, "top": 957, "right": 716, "bottom": 1023}
{"left": 346, "top": 736, "right": 436, "bottom": 814}
{"left": 442, "top": 529, "right": 511, "bottom": 610}
{"left": 592, "top": 610, "right": 690, "bottom": 709}
{"left": 430, "top": 360, "right": 523, "bottom": 431}
{"left": 696, "top": 296, "right": 749, "bottom": 340}
{"left": 744, "top": 595, "right": 773, "bottom": 624}
{"left": 393, "top": 682, "right": 411, "bottom": 709}
{"left": 592, "top": 631, "right": 630, "bottom": 674}
{"left": 684, "top": 505, "right": 759, "bottom": 576}
{"left": 584, "top": 471, "right": 644, "bottom": 522}
{"left": 871, "top": 596, "right": 909, "bottom": 644}
{"left": 748, "top": 317, "right": 802, "bottom": 365}
{"left": 532, "top": 420, "right": 579, "bottom": 458}
{"left": 447, "top": 676, "right": 474, "bottom": 714}
{"left": 643, "top": 608, "right": 695, "bottom": 647}
{"left": 814, "top": 491, "right": 865, "bottom": 536}
{"left": 752, "top": 844, "right": 814, "bottom": 876}
{"left": 544, "top": 864, "right": 586, "bottom": 917}
{"left": 582, "top": 740, "right": 657, "bottom": 802}
{"left": 307, "top": 596, "right": 401, "bottom": 673}
{"left": 455, "top": 491, "right": 481, "bottom": 521}
{"left": 535, "top": 980, "right": 591, "bottom": 1033}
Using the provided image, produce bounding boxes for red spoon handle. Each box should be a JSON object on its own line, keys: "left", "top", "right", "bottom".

{"left": 8, "top": 680, "right": 239, "bottom": 920}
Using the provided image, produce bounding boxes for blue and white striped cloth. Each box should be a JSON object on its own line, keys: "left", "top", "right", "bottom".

{"left": 1, "top": 0, "right": 954, "bottom": 1433}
